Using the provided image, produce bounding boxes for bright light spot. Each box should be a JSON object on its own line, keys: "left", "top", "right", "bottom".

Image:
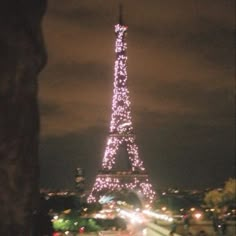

{"left": 162, "top": 207, "right": 167, "bottom": 211}
{"left": 143, "top": 210, "right": 173, "bottom": 222}
{"left": 65, "top": 231, "right": 70, "bottom": 235}
{"left": 190, "top": 208, "right": 195, "bottom": 212}
{"left": 63, "top": 209, "right": 71, "bottom": 214}
{"left": 53, "top": 215, "right": 58, "bottom": 220}
{"left": 95, "top": 213, "right": 106, "bottom": 219}
{"left": 142, "top": 228, "right": 147, "bottom": 235}
{"left": 119, "top": 210, "right": 144, "bottom": 224}
{"left": 119, "top": 122, "right": 131, "bottom": 128}
{"left": 194, "top": 213, "right": 202, "bottom": 220}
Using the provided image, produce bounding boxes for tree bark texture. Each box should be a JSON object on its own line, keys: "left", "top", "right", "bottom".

{"left": 0, "top": 1, "right": 47, "bottom": 235}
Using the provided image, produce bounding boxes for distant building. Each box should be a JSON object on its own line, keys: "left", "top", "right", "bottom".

{"left": 75, "top": 168, "right": 85, "bottom": 195}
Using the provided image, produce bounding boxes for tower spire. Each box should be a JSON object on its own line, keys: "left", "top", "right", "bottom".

{"left": 119, "top": 3, "right": 123, "bottom": 25}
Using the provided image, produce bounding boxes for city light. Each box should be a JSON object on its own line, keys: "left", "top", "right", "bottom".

{"left": 193, "top": 212, "right": 202, "bottom": 220}
{"left": 119, "top": 209, "right": 144, "bottom": 224}
{"left": 161, "top": 206, "right": 167, "bottom": 212}
{"left": 143, "top": 209, "right": 174, "bottom": 222}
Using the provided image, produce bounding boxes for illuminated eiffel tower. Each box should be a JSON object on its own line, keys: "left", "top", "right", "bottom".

{"left": 87, "top": 7, "right": 156, "bottom": 204}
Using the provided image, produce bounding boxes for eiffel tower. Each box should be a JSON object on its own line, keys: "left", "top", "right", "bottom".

{"left": 87, "top": 7, "right": 156, "bottom": 204}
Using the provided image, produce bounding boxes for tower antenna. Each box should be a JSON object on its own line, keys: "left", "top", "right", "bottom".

{"left": 119, "top": 3, "right": 123, "bottom": 25}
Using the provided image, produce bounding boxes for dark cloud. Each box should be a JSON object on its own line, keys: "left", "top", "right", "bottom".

{"left": 148, "top": 81, "right": 234, "bottom": 117}
{"left": 40, "top": 102, "right": 64, "bottom": 116}
{"left": 136, "top": 116, "right": 235, "bottom": 189}
{"left": 47, "top": 1, "right": 116, "bottom": 28}
{"left": 133, "top": 23, "right": 234, "bottom": 68}
{"left": 39, "top": 127, "right": 106, "bottom": 189}
{"left": 42, "top": 61, "right": 111, "bottom": 82}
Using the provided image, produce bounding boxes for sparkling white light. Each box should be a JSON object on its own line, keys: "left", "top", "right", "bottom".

{"left": 88, "top": 22, "right": 156, "bottom": 204}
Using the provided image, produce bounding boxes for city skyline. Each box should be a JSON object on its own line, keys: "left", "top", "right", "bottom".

{"left": 39, "top": 1, "right": 235, "bottom": 191}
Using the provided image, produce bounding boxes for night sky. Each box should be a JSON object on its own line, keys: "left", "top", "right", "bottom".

{"left": 39, "top": 0, "right": 235, "bottom": 191}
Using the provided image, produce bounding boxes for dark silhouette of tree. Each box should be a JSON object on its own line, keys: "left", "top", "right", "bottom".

{"left": 0, "top": 0, "right": 47, "bottom": 235}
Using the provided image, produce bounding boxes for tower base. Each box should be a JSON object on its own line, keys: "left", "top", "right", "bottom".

{"left": 87, "top": 171, "right": 155, "bottom": 205}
